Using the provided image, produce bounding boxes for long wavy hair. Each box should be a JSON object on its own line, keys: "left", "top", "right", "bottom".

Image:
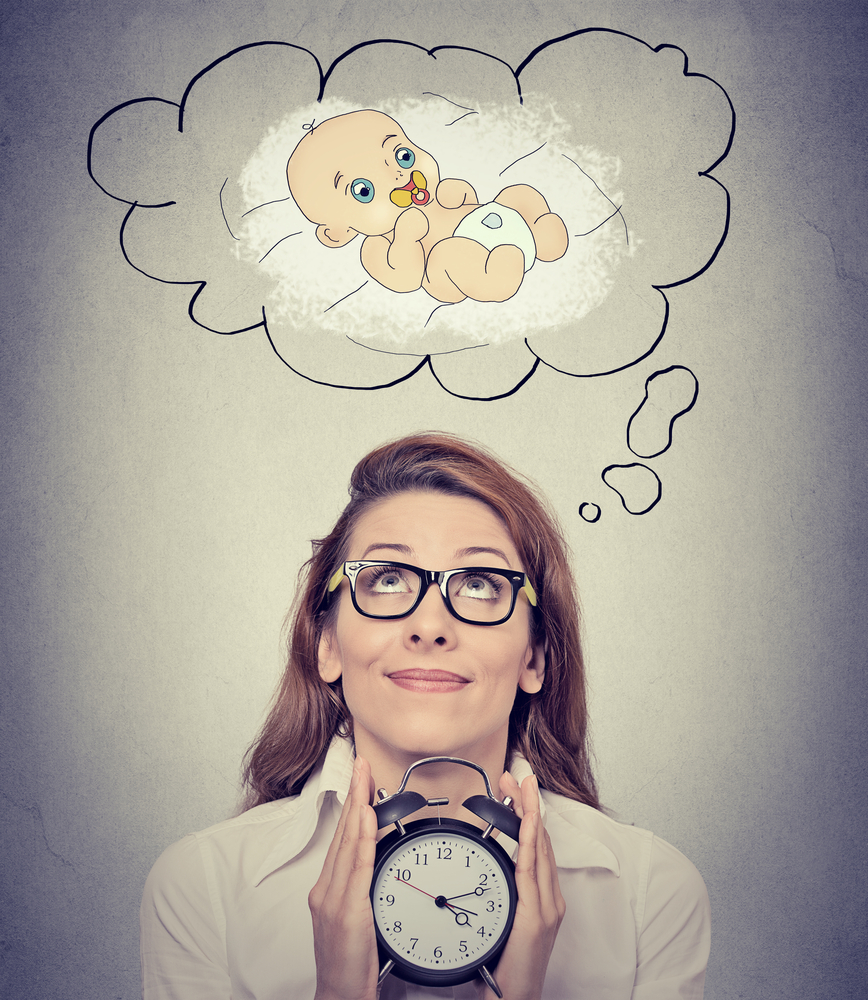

{"left": 241, "top": 433, "right": 599, "bottom": 811}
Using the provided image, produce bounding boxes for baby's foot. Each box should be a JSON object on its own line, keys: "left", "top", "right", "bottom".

{"left": 478, "top": 244, "right": 525, "bottom": 301}
{"left": 426, "top": 238, "right": 524, "bottom": 303}
{"left": 532, "top": 213, "right": 569, "bottom": 262}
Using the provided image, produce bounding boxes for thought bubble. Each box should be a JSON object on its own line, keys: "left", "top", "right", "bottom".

{"left": 602, "top": 463, "right": 663, "bottom": 515}
{"left": 580, "top": 365, "right": 700, "bottom": 520}
{"left": 627, "top": 365, "right": 700, "bottom": 458}
{"left": 579, "top": 502, "right": 602, "bottom": 524}
{"left": 89, "top": 33, "right": 733, "bottom": 398}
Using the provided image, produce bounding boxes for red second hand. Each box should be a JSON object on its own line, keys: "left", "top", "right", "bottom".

{"left": 394, "top": 876, "right": 468, "bottom": 916}
{"left": 394, "top": 876, "right": 438, "bottom": 900}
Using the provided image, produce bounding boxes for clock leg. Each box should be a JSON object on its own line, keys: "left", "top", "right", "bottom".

{"left": 479, "top": 964, "right": 503, "bottom": 999}
{"left": 377, "top": 959, "right": 395, "bottom": 985}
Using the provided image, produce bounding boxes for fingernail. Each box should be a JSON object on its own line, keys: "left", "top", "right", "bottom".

{"left": 351, "top": 763, "right": 360, "bottom": 789}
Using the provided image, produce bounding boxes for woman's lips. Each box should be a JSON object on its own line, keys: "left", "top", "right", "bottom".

{"left": 387, "top": 669, "right": 469, "bottom": 693}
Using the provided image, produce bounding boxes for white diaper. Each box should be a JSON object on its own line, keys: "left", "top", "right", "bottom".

{"left": 453, "top": 202, "right": 537, "bottom": 272}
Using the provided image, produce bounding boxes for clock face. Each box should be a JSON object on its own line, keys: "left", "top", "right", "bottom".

{"left": 371, "top": 819, "right": 516, "bottom": 983}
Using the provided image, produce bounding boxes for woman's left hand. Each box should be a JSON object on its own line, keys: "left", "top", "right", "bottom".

{"left": 478, "top": 773, "right": 566, "bottom": 1000}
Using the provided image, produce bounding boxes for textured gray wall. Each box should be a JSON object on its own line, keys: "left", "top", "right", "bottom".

{"left": 1, "top": 2, "right": 866, "bottom": 998}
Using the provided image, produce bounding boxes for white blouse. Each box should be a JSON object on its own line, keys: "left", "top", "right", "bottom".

{"left": 141, "top": 738, "right": 710, "bottom": 999}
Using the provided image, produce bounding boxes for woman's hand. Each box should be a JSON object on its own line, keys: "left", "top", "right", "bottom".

{"left": 479, "top": 773, "right": 566, "bottom": 1000}
{"left": 308, "top": 756, "right": 380, "bottom": 1000}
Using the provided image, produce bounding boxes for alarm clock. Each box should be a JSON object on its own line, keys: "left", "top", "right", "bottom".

{"left": 371, "top": 756, "right": 521, "bottom": 999}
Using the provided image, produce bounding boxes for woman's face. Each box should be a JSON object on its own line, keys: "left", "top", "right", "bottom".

{"left": 318, "top": 491, "right": 545, "bottom": 765}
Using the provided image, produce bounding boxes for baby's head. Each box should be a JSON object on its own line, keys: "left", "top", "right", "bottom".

{"left": 287, "top": 110, "right": 440, "bottom": 248}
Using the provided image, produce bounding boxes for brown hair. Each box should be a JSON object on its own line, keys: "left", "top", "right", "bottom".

{"left": 241, "top": 433, "right": 599, "bottom": 811}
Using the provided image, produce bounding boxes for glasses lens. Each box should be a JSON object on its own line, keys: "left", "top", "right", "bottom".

{"left": 354, "top": 564, "right": 422, "bottom": 617}
{"left": 447, "top": 570, "right": 514, "bottom": 623}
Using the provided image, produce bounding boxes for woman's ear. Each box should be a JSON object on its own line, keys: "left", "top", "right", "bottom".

{"left": 518, "top": 638, "right": 546, "bottom": 694}
{"left": 316, "top": 224, "right": 357, "bottom": 248}
{"left": 317, "top": 631, "right": 343, "bottom": 683}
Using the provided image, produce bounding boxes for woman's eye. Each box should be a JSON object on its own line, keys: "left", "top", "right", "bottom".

{"left": 367, "top": 568, "right": 411, "bottom": 593}
{"left": 351, "top": 179, "right": 375, "bottom": 203}
{"left": 456, "top": 574, "right": 501, "bottom": 600}
{"left": 395, "top": 147, "right": 415, "bottom": 169}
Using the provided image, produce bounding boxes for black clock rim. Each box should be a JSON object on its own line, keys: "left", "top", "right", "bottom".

{"left": 371, "top": 817, "right": 518, "bottom": 989}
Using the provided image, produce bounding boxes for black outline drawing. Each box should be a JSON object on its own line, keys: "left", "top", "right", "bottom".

{"left": 601, "top": 463, "right": 663, "bottom": 515}
{"left": 627, "top": 365, "right": 700, "bottom": 459}
{"left": 88, "top": 31, "right": 735, "bottom": 399}
{"left": 578, "top": 502, "right": 602, "bottom": 524}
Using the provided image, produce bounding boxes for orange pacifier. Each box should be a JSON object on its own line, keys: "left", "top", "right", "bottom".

{"left": 390, "top": 170, "right": 430, "bottom": 207}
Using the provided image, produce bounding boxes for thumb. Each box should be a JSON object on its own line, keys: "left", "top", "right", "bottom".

{"left": 499, "top": 771, "right": 523, "bottom": 817}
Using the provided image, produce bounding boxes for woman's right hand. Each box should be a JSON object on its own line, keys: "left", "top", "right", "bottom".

{"left": 309, "top": 756, "right": 380, "bottom": 1000}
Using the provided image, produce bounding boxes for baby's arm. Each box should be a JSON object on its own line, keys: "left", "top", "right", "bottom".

{"left": 361, "top": 207, "right": 429, "bottom": 293}
{"left": 435, "top": 178, "right": 478, "bottom": 210}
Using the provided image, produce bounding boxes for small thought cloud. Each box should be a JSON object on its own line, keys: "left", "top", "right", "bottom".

{"left": 627, "top": 365, "right": 700, "bottom": 458}
{"left": 602, "top": 463, "right": 663, "bottom": 515}
{"left": 89, "top": 33, "right": 733, "bottom": 399}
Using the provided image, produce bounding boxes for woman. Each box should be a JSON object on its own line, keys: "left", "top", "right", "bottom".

{"left": 141, "top": 434, "right": 710, "bottom": 999}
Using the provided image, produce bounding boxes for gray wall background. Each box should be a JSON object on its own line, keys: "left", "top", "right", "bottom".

{"left": 2, "top": 1, "right": 866, "bottom": 998}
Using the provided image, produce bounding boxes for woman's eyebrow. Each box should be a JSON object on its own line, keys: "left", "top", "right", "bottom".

{"left": 361, "top": 542, "right": 413, "bottom": 558}
{"left": 334, "top": 171, "right": 342, "bottom": 190}
{"left": 381, "top": 134, "right": 398, "bottom": 148}
{"left": 358, "top": 543, "right": 513, "bottom": 565}
{"left": 454, "top": 546, "right": 513, "bottom": 566}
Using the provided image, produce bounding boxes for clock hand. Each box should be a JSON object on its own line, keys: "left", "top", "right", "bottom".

{"left": 447, "top": 904, "right": 478, "bottom": 917}
{"left": 434, "top": 898, "right": 477, "bottom": 926}
{"left": 394, "top": 876, "right": 438, "bottom": 900}
{"left": 446, "top": 887, "right": 491, "bottom": 901}
{"left": 395, "top": 880, "right": 479, "bottom": 923}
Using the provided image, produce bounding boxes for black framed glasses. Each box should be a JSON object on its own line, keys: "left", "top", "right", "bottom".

{"left": 326, "top": 560, "right": 538, "bottom": 626}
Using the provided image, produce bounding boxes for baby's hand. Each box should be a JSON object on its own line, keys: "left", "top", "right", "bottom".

{"left": 393, "top": 206, "right": 429, "bottom": 245}
{"left": 362, "top": 208, "right": 427, "bottom": 292}
{"left": 436, "top": 178, "right": 478, "bottom": 210}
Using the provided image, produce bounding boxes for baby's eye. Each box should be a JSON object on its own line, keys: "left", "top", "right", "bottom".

{"left": 351, "top": 179, "right": 375, "bottom": 203}
{"left": 395, "top": 147, "right": 415, "bottom": 169}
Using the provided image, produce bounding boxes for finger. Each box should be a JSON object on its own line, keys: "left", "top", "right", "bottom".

{"left": 513, "top": 777, "right": 541, "bottom": 896}
{"left": 346, "top": 799, "right": 377, "bottom": 900}
{"left": 514, "top": 809, "right": 541, "bottom": 910}
{"left": 321, "top": 757, "right": 369, "bottom": 893}
{"left": 313, "top": 758, "right": 361, "bottom": 897}
{"left": 531, "top": 795, "right": 558, "bottom": 918}
{"left": 499, "top": 770, "right": 524, "bottom": 818}
{"left": 357, "top": 755, "right": 376, "bottom": 806}
{"left": 523, "top": 784, "right": 564, "bottom": 927}
{"left": 545, "top": 828, "right": 567, "bottom": 923}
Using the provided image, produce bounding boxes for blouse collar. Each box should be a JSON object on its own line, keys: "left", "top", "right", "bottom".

{"left": 254, "top": 736, "right": 618, "bottom": 885}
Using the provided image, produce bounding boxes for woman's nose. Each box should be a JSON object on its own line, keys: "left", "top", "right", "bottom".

{"left": 404, "top": 583, "right": 455, "bottom": 648}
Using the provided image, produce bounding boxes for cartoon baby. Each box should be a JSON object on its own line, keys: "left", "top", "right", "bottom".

{"left": 286, "top": 110, "right": 568, "bottom": 304}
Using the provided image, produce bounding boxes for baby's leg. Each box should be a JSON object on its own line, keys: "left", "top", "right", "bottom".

{"left": 425, "top": 236, "right": 525, "bottom": 303}
{"left": 494, "top": 185, "right": 568, "bottom": 262}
